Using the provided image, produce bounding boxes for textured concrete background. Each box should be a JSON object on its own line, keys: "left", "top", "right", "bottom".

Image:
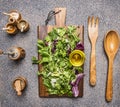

{"left": 0, "top": 0, "right": 120, "bottom": 107}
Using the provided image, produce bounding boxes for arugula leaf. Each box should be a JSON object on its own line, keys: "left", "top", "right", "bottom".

{"left": 44, "top": 36, "right": 51, "bottom": 42}
{"left": 37, "top": 71, "right": 41, "bottom": 76}
{"left": 54, "top": 28, "right": 66, "bottom": 37}
{"left": 38, "top": 40, "right": 44, "bottom": 45}
{"left": 32, "top": 56, "right": 40, "bottom": 64}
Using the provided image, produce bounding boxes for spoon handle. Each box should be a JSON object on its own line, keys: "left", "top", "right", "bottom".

{"left": 90, "top": 44, "right": 96, "bottom": 86}
{"left": 106, "top": 58, "right": 113, "bottom": 102}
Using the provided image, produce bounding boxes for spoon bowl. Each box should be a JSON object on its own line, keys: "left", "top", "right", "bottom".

{"left": 104, "top": 30, "right": 120, "bottom": 102}
{"left": 104, "top": 31, "right": 120, "bottom": 57}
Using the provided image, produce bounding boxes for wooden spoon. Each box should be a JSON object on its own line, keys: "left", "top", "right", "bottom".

{"left": 104, "top": 30, "right": 120, "bottom": 102}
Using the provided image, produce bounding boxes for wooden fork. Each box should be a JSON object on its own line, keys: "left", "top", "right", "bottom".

{"left": 88, "top": 16, "right": 99, "bottom": 86}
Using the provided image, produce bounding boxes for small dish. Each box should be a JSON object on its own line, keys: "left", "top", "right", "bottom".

{"left": 8, "top": 47, "right": 26, "bottom": 60}
{"left": 69, "top": 50, "right": 85, "bottom": 66}
{"left": 17, "top": 19, "right": 29, "bottom": 32}
{"left": 5, "top": 23, "right": 18, "bottom": 35}
{"left": 12, "top": 76, "right": 27, "bottom": 96}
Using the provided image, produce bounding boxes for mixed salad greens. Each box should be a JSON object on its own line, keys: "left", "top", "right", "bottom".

{"left": 32, "top": 26, "right": 85, "bottom": 97}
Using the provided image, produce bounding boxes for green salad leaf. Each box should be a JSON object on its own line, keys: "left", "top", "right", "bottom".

{"left": 32, "top": 26, "right": 84, "bottom": 96}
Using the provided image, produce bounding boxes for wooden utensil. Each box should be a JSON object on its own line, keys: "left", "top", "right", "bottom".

{"left": 104, "top": 30, "right": 120, "bottom": 102}
{"left": 37, "top": 7, "right": 84, "bottom": 97}
{"left": 88, "top": 17, "right": 99, "bottom": 86}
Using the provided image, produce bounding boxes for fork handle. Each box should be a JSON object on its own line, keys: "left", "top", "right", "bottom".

{"left": 90, "top": 45, "right": 96, "bottom": 86}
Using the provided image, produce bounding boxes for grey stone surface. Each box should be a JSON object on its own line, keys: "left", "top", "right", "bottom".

{"left": 0, "top": 0, "right": 120, "bottom": 107}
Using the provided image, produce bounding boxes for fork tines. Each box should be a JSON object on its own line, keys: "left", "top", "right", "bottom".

{"left": 88, "top": 16, "right": 99, "bottom": 28}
